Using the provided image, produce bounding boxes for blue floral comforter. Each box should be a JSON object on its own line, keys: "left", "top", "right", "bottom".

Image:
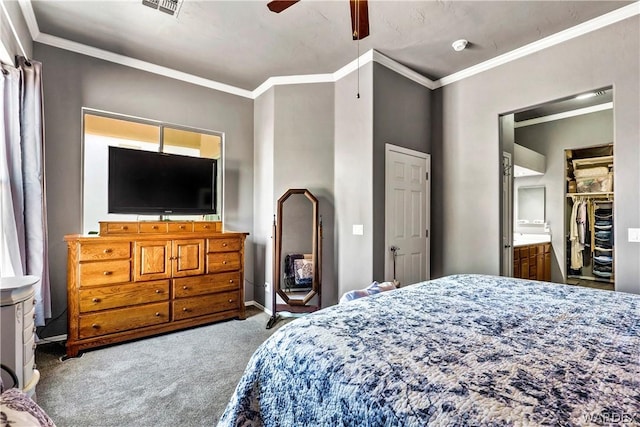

{"left": 219, "top": 274, "right": 640, "bottom": 426}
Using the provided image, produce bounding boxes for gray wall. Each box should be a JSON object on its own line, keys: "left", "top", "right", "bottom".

{"left": 432, "top": 16, "right": 640, "bottom": 294}
{"left": 34, "top": 43, "right": 254, "bottom": 337}
{"left": 372, "top": 63, "right": 431, "bottom": 281}
{"left": 252, "top": 87, "right": 275, "bottom": 307}
{"left": 253, "top": 83, "right": 335, "bottom": 310}
{"left": 514, "top": 109, "right": 613, "bottom": 283}
{"left": 334, "top": 64, "right": 374, "bottom": 296}
{"left": 273, "top": 83, "right": 335, "bottom": 307}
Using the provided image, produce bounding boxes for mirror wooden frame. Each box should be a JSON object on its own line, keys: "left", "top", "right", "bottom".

{"left": 267, "top": 188, "right": 322, "bottom": 329}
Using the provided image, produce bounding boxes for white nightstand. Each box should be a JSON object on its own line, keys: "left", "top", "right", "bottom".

{"left": 1, "top": 275, "right": 40, "bottom": 398}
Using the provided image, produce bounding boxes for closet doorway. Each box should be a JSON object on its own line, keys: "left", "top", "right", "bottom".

{"left": 500, "top": 87, "right": 614, "bottom": 291}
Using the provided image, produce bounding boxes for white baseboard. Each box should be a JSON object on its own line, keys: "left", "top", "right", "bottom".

{"left": 36, "top": 334, "right": 67, "bottom": 345}
{"left": 244, "top": 300, "right": 271, "bottom": 315}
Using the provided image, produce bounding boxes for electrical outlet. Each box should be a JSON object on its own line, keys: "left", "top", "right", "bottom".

{"left": 628, "top": 228, "right": 640, "bottom": 243}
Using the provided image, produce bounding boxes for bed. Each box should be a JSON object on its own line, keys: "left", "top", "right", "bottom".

{"left": 218, "top": 274, "right": 640, "bottom": 426}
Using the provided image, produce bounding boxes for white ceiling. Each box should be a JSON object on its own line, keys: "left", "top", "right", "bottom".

{"left": 22, "top": 1, "right": 636, "bottom": 91}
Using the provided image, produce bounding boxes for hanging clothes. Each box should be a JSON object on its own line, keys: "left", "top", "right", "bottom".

{"left": 569, "top": 199, "right": 583, "bottom": 269}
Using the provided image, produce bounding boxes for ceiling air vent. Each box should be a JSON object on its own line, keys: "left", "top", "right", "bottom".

{"left": 142, "top": 0, "right": 182, "bottom": 17}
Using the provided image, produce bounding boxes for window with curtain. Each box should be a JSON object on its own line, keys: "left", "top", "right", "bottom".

{"left": 1, "top": 58, "right": 51, "bottom": 326}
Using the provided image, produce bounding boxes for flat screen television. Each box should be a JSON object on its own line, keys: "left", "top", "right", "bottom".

{"left": 108, "top": 146, "right": 217, "bottom": 215}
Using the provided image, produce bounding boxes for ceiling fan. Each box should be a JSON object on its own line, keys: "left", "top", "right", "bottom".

{"left": 267, "top": 0, "right": 370, "bottom": 40}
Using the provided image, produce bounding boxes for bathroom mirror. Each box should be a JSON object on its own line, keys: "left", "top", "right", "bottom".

{"left": 267, "top": 188, "right": 322, "bottom": 329}
{"left": 517, "top": 186, "right": 545, "bottom": 224}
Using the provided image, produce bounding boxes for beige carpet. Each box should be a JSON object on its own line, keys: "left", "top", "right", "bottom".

{"left": 35, "top": 307, "right": 290, "bottom": 427}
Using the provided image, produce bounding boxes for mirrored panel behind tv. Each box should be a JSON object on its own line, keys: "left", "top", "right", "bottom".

{"left": 108, "top": 146, "right": 217, "bottom": 215}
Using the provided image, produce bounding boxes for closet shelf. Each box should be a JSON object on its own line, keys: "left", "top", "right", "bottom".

{"left": 566, "top": 192, "right": 613, "bottom": 199}
{"left": 572, "top": 155, "right": 613, "bottom": 169}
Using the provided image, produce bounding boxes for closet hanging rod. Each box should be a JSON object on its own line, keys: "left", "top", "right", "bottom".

{"left": 567, "top": 192, "right": 613, "bottom": 200}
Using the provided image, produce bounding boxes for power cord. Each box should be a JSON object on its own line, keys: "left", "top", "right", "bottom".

{"left": 36, "top": 308, "right": 67, "bottom": 341}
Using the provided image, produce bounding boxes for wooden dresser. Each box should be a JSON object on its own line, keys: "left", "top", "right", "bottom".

{"left": 513, "top": 242, "right": 551, "bottom": 282}
{"left": 64, "top": 221, "right": 248, "bottom": 357}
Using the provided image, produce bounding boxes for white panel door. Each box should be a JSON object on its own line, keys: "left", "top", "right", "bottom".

{"left": 385, "top": 144, "right": 430, "bottom": 286}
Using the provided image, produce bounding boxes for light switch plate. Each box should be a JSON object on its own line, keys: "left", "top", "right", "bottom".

{"left": 628, "top": 228, "right": 640, "bottom": 242}
{"left": 352, "top": 224, "right": 364, "bottom": 235}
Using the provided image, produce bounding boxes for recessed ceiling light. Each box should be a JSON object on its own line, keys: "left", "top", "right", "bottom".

{"left": 452, "top": 39, "right": 468, "bottom": 52}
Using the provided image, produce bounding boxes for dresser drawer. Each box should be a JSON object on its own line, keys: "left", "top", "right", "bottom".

{"left": 79, "top": 280, "right": 170, "bottom": 313}
{"left": 167, "top": 222, "right": 193, "bottom": 233}
{"left": 24, "top": 334, "right": 35, "bottom": 363}
{"left": 174, "top": 272, "right": 241, "bottom": 298}
{"left": 79, "top": 242, "right": 130, "bottom": 261}
{"left": 23, "top": 323, "right": 36, "bottom": 343}
{"left": 139, "top": 222, "right": 168, "bottom": 233}
{"left": 79, "top": 260, "right": 131, "bottom": 287}
{"left": 23, "top": 303, "right": 36, "bottom": 326}
{"left": 79, "top": 302, "right": 169, "bottom": 339}
{"left": 104, "top": 222, "right": 137, "bottom": 234}
{"left": 194, "top": 222, "right": 220, "bottom": 233}
{"left": 207, "top": 252, "right": 241, "bottom": 273}
{"left": 24, "top": 354, "right": 35, "bottom": 383}
{"left": 207, "top": 238, "right": 241, "bottom": 252}
{"left": 172, "top": 291, "right": 240, "bottom": 321}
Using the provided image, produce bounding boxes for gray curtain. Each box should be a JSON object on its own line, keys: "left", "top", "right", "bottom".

{"left": 1, "top": 57, "right": 51, "bottom": 326}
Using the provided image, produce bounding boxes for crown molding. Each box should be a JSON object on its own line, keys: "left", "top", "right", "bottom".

{"left": 17, "top": 0, "right": 39, "bottom": 40}
{"left": 36, "top": 32, "right": 254, "bottom": 98}
{"left": 14, "top": 1, "right": 640, "bottom": 98}
{"left": 1, "top": 0, "right": 29, "bottom": 61}
{"left": 372, "top": 50, "right": 437, "bottom": 90}
{"left": 434, "top": 2, "right": 640, "bottom": 88}
{"left": 252, "top": 72, "right": 335, "bottom": 98}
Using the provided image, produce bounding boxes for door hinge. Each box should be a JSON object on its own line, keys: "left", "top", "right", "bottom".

{"left": 426, "top": 172, "right": 429, "bottom": 180}
{"left": 426, "top": 229, "right": 429, "bottom": 238}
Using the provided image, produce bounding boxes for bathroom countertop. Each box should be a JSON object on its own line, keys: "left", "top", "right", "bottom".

{"left": 513, "top": 234, "right": 551, "bottom": 247}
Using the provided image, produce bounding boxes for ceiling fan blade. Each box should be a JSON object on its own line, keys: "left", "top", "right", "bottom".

{"left": 349, "top": 0, "right": 370, "bottom": 40}
{"left": 267, "top": 0, "right": 300, "bottom": 13}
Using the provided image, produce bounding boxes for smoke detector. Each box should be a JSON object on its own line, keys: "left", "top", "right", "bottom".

{"left": 452, "top": 39, "right": 468, "bottom": 52}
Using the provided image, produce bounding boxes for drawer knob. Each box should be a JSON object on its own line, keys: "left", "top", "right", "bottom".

{"left": 229, "top": 279, "right": 234, "bottom": 283}
{"left": 155, "top": 289, "right": 162, "bottom": 293}
{"left": 182, "top": 286, "right": 188, "bottom": 290}
{"left": 92, "top": 298, "right": 100, "bottom": 303}
{"left": 121, "top": 226, "right": 128, "bottom": 230}
{"left": 103, "top": 248, "right": 112, "bottom": 254}
{"left": 33, "top": 343, "right": 37, "bottom": 350}
{"left": 222, "top": 261, "right": 227, "bottom": 265}
{"left": 152, "top": 225, "right": 158, "bottom": 230}
{"left": 92, "top": 323, "right": 99, "bottom": 329}
{"left": 203, "top": 225, "right": 210, "bottom": 229}
{"left": 155, "top": 312, "right": 161, "bottom": 317}
{"left": 179, "top": 225, "right": 185, "bottom": 229}
{"left": 182, "top": 307, "right": 188, "bottom": 312}
{"left": 103, "top": 271, "right": 112, "bottom": 276}
{"left": 228, "top": 299, "right": 234, "bottom": 303}
{"left": 222, "top": 243, "right": 227, "bottom": 247}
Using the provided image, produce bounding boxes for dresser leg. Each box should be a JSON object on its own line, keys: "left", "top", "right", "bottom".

{"left": 64, "top": 345, "right": 79, "bottom": 359}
